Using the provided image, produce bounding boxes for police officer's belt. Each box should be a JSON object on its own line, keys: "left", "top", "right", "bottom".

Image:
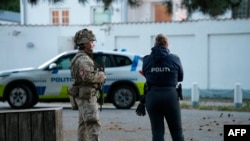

{"left": 150, "top": 84, "right": 176, "bottom": 87}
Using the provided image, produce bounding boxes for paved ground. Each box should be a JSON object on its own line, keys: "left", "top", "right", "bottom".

{"left": 0, "top": 100, "right": 249, "bottom": 141}
{"left": 62, "top": 100, "right": 250, "bottom": 141}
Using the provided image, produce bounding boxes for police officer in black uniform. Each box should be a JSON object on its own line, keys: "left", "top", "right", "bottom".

{"left": 142, "top": 34, "right": 184, "bottom": 141}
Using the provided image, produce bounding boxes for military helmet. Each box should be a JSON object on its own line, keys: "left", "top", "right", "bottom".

{"left": 74, "top": 28, "right": 96, "bottom": 45}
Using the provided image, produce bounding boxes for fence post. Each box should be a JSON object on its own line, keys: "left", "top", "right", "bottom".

{"left": 234, "top": 83, "right": 242, "bottom": 108}
{"left": 191, "top": 82, "right": 199, "bottom": 107}
{"left": 0, "top": 107, "right": 63, "bottom": 141}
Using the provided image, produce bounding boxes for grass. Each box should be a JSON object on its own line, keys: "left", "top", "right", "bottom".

{"left": 180, "top": 99, "right": 250, "bottom": 112}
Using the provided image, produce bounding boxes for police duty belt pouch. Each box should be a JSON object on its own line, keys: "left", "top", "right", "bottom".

{"left": 68, "top": 86, "right": 79, "bottom": 97}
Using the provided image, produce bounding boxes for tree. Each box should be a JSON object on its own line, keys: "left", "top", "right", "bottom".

{"left": 182, "top": 0, "right": 242, "bottom": 18}
{"left": 0, "top": 0, "right": 20, "bottom": 12}
{"left": 0, "top": 0, "right": 140, "bottom": 12}
{"left": 0, "top": 0, "right": 242, "bottom": 18}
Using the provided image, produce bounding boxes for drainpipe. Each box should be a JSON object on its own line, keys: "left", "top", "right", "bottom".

{"left": 21, "top": 0, "right": 27, "bottom": 25}
{"left": 172, "top": 0, "right": 176, "bottom": 21}
{"left": 122, "top": 0, "right": 128, "bottom": 22}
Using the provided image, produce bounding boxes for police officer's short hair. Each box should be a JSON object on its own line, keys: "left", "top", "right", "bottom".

{"left": 155, "top": 34, "right": 167, "bottom": 46}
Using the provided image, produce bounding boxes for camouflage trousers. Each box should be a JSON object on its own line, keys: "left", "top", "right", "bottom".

{"left": 75, "top": 96, "right": 101, "bottom": 141}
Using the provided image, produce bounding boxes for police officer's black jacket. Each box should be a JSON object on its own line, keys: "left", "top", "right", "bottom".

{"left": 142, "top": 46, "right": 183, "bottom": 87}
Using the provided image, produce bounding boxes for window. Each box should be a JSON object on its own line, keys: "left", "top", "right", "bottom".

{"left": 154, "top": 4, "right": 172, "bottom": 22}
{"left": 94, "top": 54, "right": 114, "bottom": 68}
{"left": 232, "top": 0, "right": 250, "bottom": 18}
{"left": 51, "top": 9, "right": 69, "bottom": 25}
{"left": 56, "top": 54, "right": 74, "bottom": 70}
{"left": 113, "top": 55, "right": 132, "bottom": 67}
{"left": 52, "top": 11, "right": 59, "bottom": 25}
{"left": 93, "top": 54, "right": 132, "bottom": 68}
{"left": 62, "top": 10, "right": 69, "bottom": 24}
{"left": 92, "top": 7, "right": 111, "bottom": 24}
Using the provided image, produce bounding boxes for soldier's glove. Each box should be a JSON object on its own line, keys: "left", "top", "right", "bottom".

{"left": 136, "top": 103, "right": 146, "bottom": 116}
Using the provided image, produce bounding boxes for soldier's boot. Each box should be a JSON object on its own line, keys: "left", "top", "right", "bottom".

{"left": 89, "top": 135, "right": 100, "bottom": 141}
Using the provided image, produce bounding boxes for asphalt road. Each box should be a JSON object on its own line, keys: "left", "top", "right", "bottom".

{"left": 60, "top": 103, "right": 250, "bottom": 141}
{"left": 1, "top": 102, "right": 249, "bottom": 141}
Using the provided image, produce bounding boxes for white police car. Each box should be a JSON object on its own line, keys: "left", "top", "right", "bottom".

{"left": 0, "top": 50, "right": 146, "bottom": 109}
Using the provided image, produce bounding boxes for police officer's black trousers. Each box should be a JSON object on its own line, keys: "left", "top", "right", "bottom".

{"left": 146, "top": 86, "right": 184, "bottom": 141}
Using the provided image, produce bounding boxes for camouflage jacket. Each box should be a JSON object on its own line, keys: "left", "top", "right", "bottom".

{"left": 69, "top": 50, "right": 105, "bottom": 98}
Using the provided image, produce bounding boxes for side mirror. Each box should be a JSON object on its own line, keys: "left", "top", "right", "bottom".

{"left": 48, "top": 63, "right": 57, "bottom": 70}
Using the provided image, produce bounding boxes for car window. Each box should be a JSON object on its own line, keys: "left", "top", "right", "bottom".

{"left": 113, "top": 55, "right": 132, "bottom": 67}
{"left": 94, "top": 54, "right": 114, "bottom": 68}
{"left": 56, "top": 54, "right": 75, "bottom": 70}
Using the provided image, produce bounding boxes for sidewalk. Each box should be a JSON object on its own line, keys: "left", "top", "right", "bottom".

{"left": 32, "top": 98, "right": 248, "bottom": 111}
{"left": 63, "top": 102, "right": 250, "bottom": 141}
{"left": 180, "top": 98, "right": 235, "bottom": 106}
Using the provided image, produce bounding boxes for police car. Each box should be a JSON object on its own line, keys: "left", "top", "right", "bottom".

{"left": 0, "top": 50, "right": 146, "bottom": 109}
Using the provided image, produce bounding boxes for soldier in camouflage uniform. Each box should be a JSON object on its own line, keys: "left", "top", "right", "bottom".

{"left": 68, "top": 28, "right": 106, "bottom": 141}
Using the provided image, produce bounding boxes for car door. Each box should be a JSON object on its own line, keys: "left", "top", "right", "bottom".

{"left": 93, "top": 53, "right": 115, "bottom": 94}
{"left": 39, "top": 54, "right": 75, "bottom": 99}
{"left": 107, "top": 54, "right": 134, "bottom": 81}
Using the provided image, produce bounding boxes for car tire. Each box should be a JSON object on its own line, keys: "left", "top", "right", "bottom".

{"left": 7, "top": 84, "right": 33, "bottom": 109}
{"left": 112, "top": 85, "right": 136, "bottom": 109}
{"left": 30, "top": 95, "right": 39, "bottom": 107}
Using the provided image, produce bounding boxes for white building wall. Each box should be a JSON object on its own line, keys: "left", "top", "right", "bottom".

{"left": 127, "top": 0, "right": 231, "bottom": 22}
{"left": 190, "top": 10, "right": 232, "bottom": 20}
{"left": 0, "top": 26, "right": 59, "bottom": 70}
{"left": 20, "top": 0, "right": 124, "bottom": 25}
{"left": 0, "top": 20, "right": 19, "bottom": 25}
{"left": 1, "top": 19, "right": 250, "bottom": 91}
{"left": 20, "top": 0, "right": 232, "bottom": 25}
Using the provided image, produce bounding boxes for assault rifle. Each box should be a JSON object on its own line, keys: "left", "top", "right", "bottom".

{"left": 99, "top": 56, "right": 106, "bottom": 111}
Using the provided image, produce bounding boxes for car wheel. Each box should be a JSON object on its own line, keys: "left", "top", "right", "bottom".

{"left": 7, "top": 84, "right": 33, "bottom": 109}
{"left": 30, "top": 95, "right": 39, "bottom": 107}
{"left": 112, "top": 85, "right": 136, "bottom": 109}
